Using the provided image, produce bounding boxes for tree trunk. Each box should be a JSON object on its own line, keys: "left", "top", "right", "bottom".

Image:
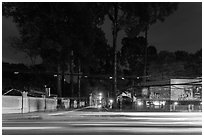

{"left": 113, "top": 3, "right": 118, "bottom": 107}
{"left": 143, "top": 25, "right": 148, "bottom": 83}
{"left": 112, "top": 3, "right": 118, "bottom": 108}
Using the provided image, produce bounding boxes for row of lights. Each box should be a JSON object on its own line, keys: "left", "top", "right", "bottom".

{"left": 137, "top": 101, "right": 202, "bottom": 106}
{"left": 14, "top": 72, "right": 143, "bottom": 80}
{"left": 108, "top": 76, "right": 139, "bottom": 80}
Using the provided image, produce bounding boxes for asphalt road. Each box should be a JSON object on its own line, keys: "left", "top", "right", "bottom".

{"left": 2, "top": 107, "right": 202, "bottom": 135}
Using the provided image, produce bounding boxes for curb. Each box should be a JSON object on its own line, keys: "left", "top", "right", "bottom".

{"left": 3, "top": 115, "right": 42, "bottom": 121}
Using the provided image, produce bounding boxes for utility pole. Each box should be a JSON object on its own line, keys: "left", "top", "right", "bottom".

{"left": 70, "top": 50, "right": 74, "bottom": 97}
{"left": 61, "top": 62, "right": 65, "bottom": 97}
{"left": 144, "top": 25, "right": 148, "bottom": 83}
{"left": 57, "top": 64, "right": 62, "bottom": 97}
{"left": 78, "top": 58, "right": 81, "bottom": 99}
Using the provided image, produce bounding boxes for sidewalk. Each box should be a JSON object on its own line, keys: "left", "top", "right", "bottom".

{"left": 2, "top": 112, "right": 43, "bottom": 120}
{"left": 2, "top": 106, "right": 94, "bottom": 121}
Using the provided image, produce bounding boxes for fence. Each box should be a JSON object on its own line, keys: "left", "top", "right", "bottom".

{"left": 2, "top": 93, "right": 89, "bottom": 114}
{"left": 2, "top": 95, "right": 58, "bottom": 114}
{"left": 26, "top": 97, "right": 58, "bottom": 112}
{"left": 59, "top": 97, "right": 88, "bottom": 109}
{"left": 169, "top": 100, "right": 202, "bottom": 112}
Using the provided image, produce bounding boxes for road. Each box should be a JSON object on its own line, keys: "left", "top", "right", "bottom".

{"left": 2, "top": 107, "right": 202, "bottom": 135}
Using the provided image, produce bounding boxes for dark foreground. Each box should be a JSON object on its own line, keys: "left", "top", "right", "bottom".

{"left": 2, "top": 107, "right": 202, "bottom": 135}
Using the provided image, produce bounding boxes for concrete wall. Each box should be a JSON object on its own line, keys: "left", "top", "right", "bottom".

{"left": 45, "top": 98, "right": 58, "bottom": 110}
{"left": 2, "top": 95, "right": 58, "bottom": 114}
{"left": 2, "top": 96, "right": 22, "bottom": 114}
{"left": 26, "top": 97, "right": 57, "bottom": 113}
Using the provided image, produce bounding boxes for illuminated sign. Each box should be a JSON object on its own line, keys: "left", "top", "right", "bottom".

{"left": 142, "top": 88, "right": 148, "bottom": 96}
{"left": 149, "top": 86, "right": 170, "bottom": 100}
{"left": 170, "top": 79, "right": 201, "bottom": 101}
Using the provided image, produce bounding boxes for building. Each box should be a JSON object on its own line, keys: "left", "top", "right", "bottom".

{"left": 122, "top": 78, "right": 202, "bottom": 112}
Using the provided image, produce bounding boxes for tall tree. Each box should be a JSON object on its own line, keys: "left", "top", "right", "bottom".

{"left": 97, "top": 2, "right": 178, "bottom": 101}
{"left": 123, "top": 2, "right": 178, "bottom": 82}
{"left": 120, "top": 37, "right": 158, "bottom": 85}
{"left": 3, "top": 2, "right": 105, "bottom": 97}
{"left": 120, "top": 36, "right": 146, "bottom": 76}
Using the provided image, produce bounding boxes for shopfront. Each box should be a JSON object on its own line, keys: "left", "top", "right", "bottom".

{"left": 133, "top": 78, "right": 202, "bottom": 112}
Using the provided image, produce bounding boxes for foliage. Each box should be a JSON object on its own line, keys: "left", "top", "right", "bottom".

{"left": 122, "top": 2, "right": 178, "bottom": 37}
{"left": 3, "top": 3, "right": 104, "bottom": 70}
{"left": 148, "top": 49, "right": 202, "bottom": 81}
{"left": 3, "top": 2, "right": 179, "bottom": 97}
{"left": 120, "top": 36, "right": 146, "bottom": 76}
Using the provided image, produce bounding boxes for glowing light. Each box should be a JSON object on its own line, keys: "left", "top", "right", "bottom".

{"left": 84, "top": 76, "right": 88, "bottom": 78}
{"left": 174, "top": 102, "right": 178, "bottom": 105}
{"left": 97, "top": 104, "right": 102, "bottom": 108}
{"left": 122, "top": 77, "right": 125, "bottom": 80}
{"left": 98, "top": 93, "right": 103, "bottom": 101}
{"left": 138, "top": 101, "right": 143, "bottom": 106}
{"left": 153, "top": 101, "right": 160, "bottom": 106}
{"left": 109, "top": 99, "right": 113, "bottom": 103}
{"left": 14, "top": 72, "right": 19, "bottom": 74}
{"left": 109, "top": 77, "right": 113, "bottom": 79}
{"left": 54, "top": 74, "right": 57, "bottom": 77}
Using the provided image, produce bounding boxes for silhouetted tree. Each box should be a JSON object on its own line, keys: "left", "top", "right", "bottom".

{"left": 120, "top": 36, "right": 146, "bottom": 76}
{"left": 148, "top": 49, "right": 202, "bottom": 81}
{"left": 3, "top": 2, "right": 178, "bottom": 99}
{"left": 96, "top": 2, "right": 178, "bottom": 101}
{"left": 3, "top": 3, "right": 106, "bottom": 97}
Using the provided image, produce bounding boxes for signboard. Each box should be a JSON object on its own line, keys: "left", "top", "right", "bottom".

{"left": 142, "top": 88, "right": 148, "bottom": 97}
{"left": 149, "top": 86, "right": 170, "bottom": 100}
{"left": 193, "top": 86, "right": 202, "bottom": 100}
{"left": 170, "top": 79, "right": 202, "bottom": 101}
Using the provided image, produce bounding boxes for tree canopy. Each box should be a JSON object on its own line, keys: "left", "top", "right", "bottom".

{"left": 3, "top": 2, "right": 179, "bottom": 99}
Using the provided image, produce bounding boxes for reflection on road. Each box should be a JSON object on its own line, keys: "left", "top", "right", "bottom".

{"left": 2, "top": 108, "right": 202, "bottom": 135}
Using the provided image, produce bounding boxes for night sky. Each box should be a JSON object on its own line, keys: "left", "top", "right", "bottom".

{"left": 2, "top": 2, "right": 202, "bottom": 65}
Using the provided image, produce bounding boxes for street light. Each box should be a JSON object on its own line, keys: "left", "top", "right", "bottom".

{"left": 14, "top": 71, "right": 19, "bottom": 75}
{"left": 109, "top": 99, "right": 113, "bottom": 109}
{"left": 97, "top": 93, "right": 103, "bottom": 109}
{"left": 98, "top": 93, "right": 102, "bottom": 101}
